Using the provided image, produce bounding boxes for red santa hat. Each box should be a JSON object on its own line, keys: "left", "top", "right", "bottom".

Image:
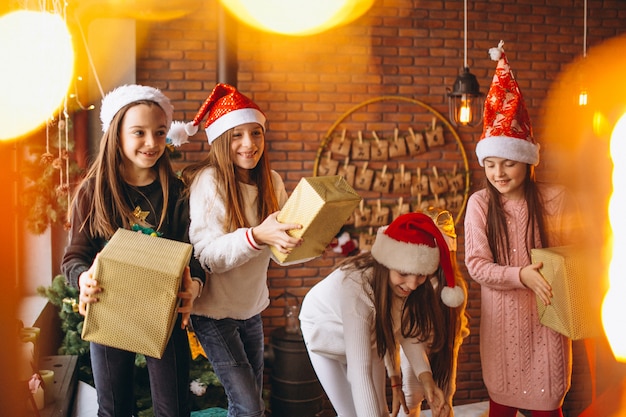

{"left": 476, "top": 40, "right": 540, "bottom": 167}
{"left": 99, "top": 84, "right": 189, "bottom": 146}
{"left": 184, "top": 83, "right": 266, "bottom": 144}
{"left": 371, "top": 212, "right": 464, "bottom": 307}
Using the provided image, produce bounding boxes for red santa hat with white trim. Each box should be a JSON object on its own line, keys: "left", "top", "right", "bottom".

{"left": 370, "top": 212, "right": 465, "bottom": 308}
{"left": 184, "top": 83, "right": 266, "bottom": 144}
{"left": 476, "top": 40, "right": 540, "bottom": 167}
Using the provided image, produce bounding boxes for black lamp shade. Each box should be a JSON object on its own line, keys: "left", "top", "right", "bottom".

{"left": 448, "top": 67, "right": 484, "bottom": 127}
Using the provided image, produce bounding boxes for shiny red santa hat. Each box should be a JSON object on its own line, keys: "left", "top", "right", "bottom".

{"left": 371, "top": 212, "right": 464, "bottom": 307}
{"left": 184, "top": 83, "right": 266, "bottom": 144}
{"left": 476, "top": 40, "right": 540, "bottom": 167}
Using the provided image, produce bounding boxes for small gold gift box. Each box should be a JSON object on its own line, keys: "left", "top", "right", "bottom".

{"left": 82, "top": 228, "right": 192, "bottom": 358}
{"left": 531, "top": 246, "right": 601, "bottom": 340}
{"left": 272, "top": 175, "right": 361, "bottom": 265}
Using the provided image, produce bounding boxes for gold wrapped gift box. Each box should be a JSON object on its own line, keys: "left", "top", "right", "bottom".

{"left": 82, "top": 228, "right": 192, "bottom": 358}
{"left": 272, "top": 175, "right": 361, "bottom": 265}
{"left": 531, "top": 246, "right": 602, "bottom": 340}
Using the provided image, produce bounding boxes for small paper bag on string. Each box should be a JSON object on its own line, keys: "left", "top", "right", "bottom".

{"left": 337, "top": 157, "right": 356, "bottom": 188}
{"left": 389, "top": 127, "right": 407, "bottom": 158}
{"left": 425, "top": 118, "right": 445, "bottom": 148}
{"left": 447, "top": 191, "right": 464, "bottom": 213}
{"left": 372, "top": 164, "right": 392, "bottom": 194}
{"left": 411, "top": 167, "right": 430, "bottom": 197}
{"left": 407, "top": 127, "right": 427, "bottom": 156}
{"left": 432, "top": 194, "right": 447, "bottom": 211}
{"left": 447, "top": 164, "right": 464, "bottom": 193}
{"left": 272, "top": 175, "right": 362, "bottom": 265}
{"left": 392, "top": 197, "right": 411, "bottom": 221}
{"left": 392, "top": 164, "right": 412, "bottom": 194}
{"left": 370, "top": 131, "right": 389, "bottom": 161}
{"left": 354, "top": 161, "right": 375, "bottom": 191}
{"left": 351, "top": 130, "right": 371, "bottom": 161}
{"left": 317, "top": 151, "right": 339, "bottom": 176}
{"left": 359, "top": 227, "right": 376, "bottom": 252}
{"left": 353, "top": 200, "right": 372, "bottom": 228}
{"left": 329, "top": 128, "right": 351, "bottom": 157}
{"left": 370, "top": 199, "right": 390, "bottom": 227}
{"left": 428, "top": 166, "right": 449, "bottom": 195}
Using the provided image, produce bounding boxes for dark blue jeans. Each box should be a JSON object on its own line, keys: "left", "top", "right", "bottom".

{"left": 191, "top": 314, "right": 265, "bottom": 417}
{"left": 90, "top": 319, "right": 190, "bottom": 417}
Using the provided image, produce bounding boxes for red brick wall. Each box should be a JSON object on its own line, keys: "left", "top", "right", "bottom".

{"left": 134, "top": 1, "right": 626, "bottom": 415}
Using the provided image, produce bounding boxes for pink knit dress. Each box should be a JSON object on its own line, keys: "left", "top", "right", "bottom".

{"left": 464, "top": 184, "right": 579, "bottom": 411}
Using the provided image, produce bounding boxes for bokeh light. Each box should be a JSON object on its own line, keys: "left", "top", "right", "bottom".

{"left": 604, "top": 113, "right": 626, "bottom": 362}
{"left": 219, "top": 0, "right": 375, "bottom": 36}
{"left": 0, "top": 10, "right": 74, "bottom": 141}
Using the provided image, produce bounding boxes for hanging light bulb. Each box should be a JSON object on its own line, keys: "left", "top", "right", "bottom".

{"left": 578, "top": 0, "right": 589, "bottom": 107}
{"left": 448, "top": 0, "right": 483, "bottom": 127}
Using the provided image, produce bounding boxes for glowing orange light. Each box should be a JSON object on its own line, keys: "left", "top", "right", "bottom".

{"left": 459, "top": 99, "right": 471, "bottom": 125}
{"left": 603, "top": 112, "right": 626, "bottom": 362}
{"left": 0, "top": 10, "right": 74, "bottom": 141}
{"left": 219, "top": 0, "right": 375, "bottom": 36}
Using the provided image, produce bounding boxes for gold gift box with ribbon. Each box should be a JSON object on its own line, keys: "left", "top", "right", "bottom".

{"left": 531, "top": 245, "right": 601, "bottom": 340}
{"left": 272, "top": 175, "right": 361, "bottom": 265}
{"left": 82, "top": 228, "right": 192, "bottom": 358}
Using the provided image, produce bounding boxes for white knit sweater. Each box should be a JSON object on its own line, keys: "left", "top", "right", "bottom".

{"left": 189, "top": 166, "right": 288, "bottom": 320}
{"left": 300, "top": 267, "right": 431, "bottom": 417}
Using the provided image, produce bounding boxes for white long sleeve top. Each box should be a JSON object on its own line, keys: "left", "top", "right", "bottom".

{"left": 300, "top": 266, "right": 430, "bottom": 417}
{"left": 188, "top": 166, "right": 288, "bottom": 320}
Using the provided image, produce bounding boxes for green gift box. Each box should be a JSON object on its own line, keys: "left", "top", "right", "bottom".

{"left": 531, "top": 246, "right": 602, "bottom": 340}
{"left": 81, "top": 228, "right": 192, "bottom": 358}
{"left": 272, "top": 175, "right": 361, "bottom": 265}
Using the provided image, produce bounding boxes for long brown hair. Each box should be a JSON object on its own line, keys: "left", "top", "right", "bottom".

{"left": 181, "top": 127, "right": 279, "bottom": 232}
{"left": 429, "top": 253, "right": 469, "bottom": 397}
{"left": 69, "top": 100, "right": 175, "bottom": 240}
{"left": 485, "top": 164, "right": 549, "bottom": 264}
{"left": 339, "top": 251, "right": 453, "bottom": 388}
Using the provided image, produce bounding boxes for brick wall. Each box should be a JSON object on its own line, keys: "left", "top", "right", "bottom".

{"left": 133, "top": 1, "right": 626, "bottom": 415}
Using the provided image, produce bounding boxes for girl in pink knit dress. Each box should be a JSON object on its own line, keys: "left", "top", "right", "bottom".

{"left": 464, "top": 41, "right": 582, "bottom": 417}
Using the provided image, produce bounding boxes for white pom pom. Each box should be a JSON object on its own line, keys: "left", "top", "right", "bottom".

{"left": 184, "top": 122, "right": 199, "bottom": 136}
{"left": 167, "top": 121, "right": 190, "bottom": 146}
{"left": 488, "top": 40, "right": 505, "bottom": 61}
{"left": 441, "top": 286, "right": 465, "bottom": 308}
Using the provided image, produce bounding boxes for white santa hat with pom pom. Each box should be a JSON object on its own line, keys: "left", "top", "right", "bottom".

{"left": 99, "top": 84, "right": 189, "bottom": 147}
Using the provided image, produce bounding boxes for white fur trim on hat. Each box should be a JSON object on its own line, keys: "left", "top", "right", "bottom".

{"left": 371, "top": 226, "right": 440, "bottom": 276}
{"left": 476, "top": 134, "right": 540, "bottom": 167}
{"left": 100, "top": 84, "right": 173, "bottom": 133}
{"left": 205, "top": 108, "right": 266, "bottom": 144}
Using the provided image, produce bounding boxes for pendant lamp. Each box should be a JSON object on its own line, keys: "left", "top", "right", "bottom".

{"left": 447, "top": 0, "right": 483, "bottom": 127}
{"left": 578, "top": 0, "right": 588, "bottom": 106}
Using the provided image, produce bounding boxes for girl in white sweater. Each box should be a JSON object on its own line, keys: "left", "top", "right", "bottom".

{"left": 181, "top": 83, "right": 302, "bottom": 417}
{"left": 300, "top": 212, "right": 465, "bottom": 417}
